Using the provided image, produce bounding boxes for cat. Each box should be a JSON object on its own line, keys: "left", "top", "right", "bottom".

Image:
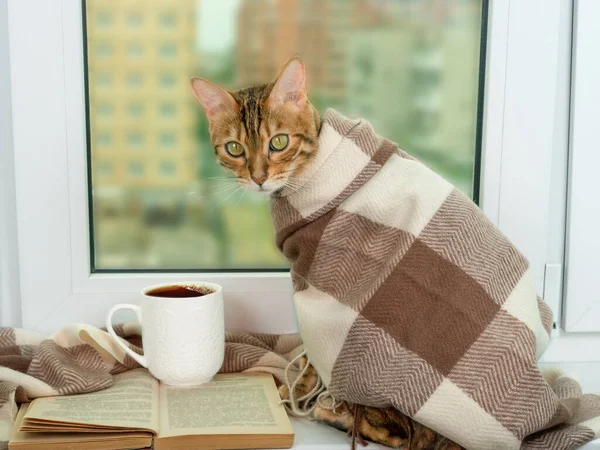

{"left": 191, "top": 56, "right": 463, "bottom": 450}
{"left": 190, "top": 57, "right": 320, "bottom": 195}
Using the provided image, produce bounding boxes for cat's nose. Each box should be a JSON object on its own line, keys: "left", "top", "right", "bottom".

{"left": 251, "top": 174, "right": 268, "bottom": 186}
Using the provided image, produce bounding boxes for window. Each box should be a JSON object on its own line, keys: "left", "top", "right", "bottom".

{"left": 127, "top": 132, "right": 144, "bottom": 148}
{"left": 159, "top": 73, "right": 176, "bottom": 88}
{"left": 562, "top": 0, "right": 600, "bottom": 332}
{"left": 127, "top": 43, "right": 144, "bottom": 59}
{"left": 127, "top": 73, "right": 143, "bottom": 88}
{"left": 12, "top": 0, "right": 600, "bottom": 377}
{"left": 96, "top": 73, "right": 112, "bottom": 87}
{"left": 96, "top": 132, "right": 113, "bottom": 148}
{"left": 97, "top": 42, "right": 112, "bottom": 59}
{"left": 159, "top": 132, "right": 176, "bottom": 148}
{"left": 159, "top": 103, "right": 176, "bottom": 118}
{"left": 159, "top": 43, "right": 176, "bottom": 59}
{"left": 97, "top": 161, "right": 113, "bottom": 176}
{"left": 97, "top": 103, "right": 113, "bottom": 117}
{"left": 128, "top": 161, "right": 144, "bottom": 176}
{"left": 128, "top": 103, "right": 144, "bottom": 118}
{"left": 159, "top": 161, "right": 176, "bottom": 177}
{"left": 160, "top": 13, "right": 177, "bottom": 28}
{"left": 96, "top": 12, "right": 111, "bottom": 27}
{"left": 81, "top": 0, "right": 486, "bottom": 272}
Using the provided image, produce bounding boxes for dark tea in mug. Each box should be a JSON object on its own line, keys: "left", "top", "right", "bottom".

{"left": 146, "top": 284, "right": 215, "bottom": 298}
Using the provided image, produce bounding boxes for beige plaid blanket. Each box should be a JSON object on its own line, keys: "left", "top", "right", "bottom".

{"left": 269, "top": 109, "right": 600, "bottom": 449}
{"left": 0, "top": 324, "right": 301, "bottom": 450}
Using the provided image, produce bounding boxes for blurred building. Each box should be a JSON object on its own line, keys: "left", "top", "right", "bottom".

{"left": 86, "top": 0, "right": 197, "bottom": 201}
{"left": 236, "top": 0, "right": 389, "bottom": 105}
{"left": 346, "top": 0, "right": 481, "bottom": 173}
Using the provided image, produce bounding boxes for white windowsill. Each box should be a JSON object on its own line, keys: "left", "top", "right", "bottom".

{"left": 275, "top": 361, "right": 600, "bottom": 450}
{"left": 284, "top": 417, "right": 600, "bottom": 450}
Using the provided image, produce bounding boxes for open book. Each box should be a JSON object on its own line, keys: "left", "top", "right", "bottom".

{"left": 9, "top": 369, "right": 294, "bottom": 450}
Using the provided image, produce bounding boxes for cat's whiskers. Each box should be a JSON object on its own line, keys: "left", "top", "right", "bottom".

{"left": 236, "top": 188, "right": 248, "bottom": 205}
{"left": 186, "top": 181, "right": 242, "bottom": 202}
{"left": 213, "top": 185, "right": 244, "bottom": 208}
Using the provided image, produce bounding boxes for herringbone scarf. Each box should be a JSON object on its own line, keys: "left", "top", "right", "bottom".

{"left": 0, "top": 324, "right": 302, "bottom": 450}
{"left": 270, "top": 109, "right": 600, "bottom": 449}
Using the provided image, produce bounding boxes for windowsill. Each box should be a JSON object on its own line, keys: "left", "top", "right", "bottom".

{"left": 286, "top": 417, "right": 385, "bottom": 450}
{"left": 285, "top": 417, "right": 600, "bottom": 449}
{"left": 279, "top": 361, "right": 600, "bottom": 450}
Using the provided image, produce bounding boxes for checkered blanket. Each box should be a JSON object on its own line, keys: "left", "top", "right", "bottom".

{"left": 0, "top": 324, "right": 301, "bottom": 450}
{"left": 270, "top": 109, "right": 600, "bottom": 449}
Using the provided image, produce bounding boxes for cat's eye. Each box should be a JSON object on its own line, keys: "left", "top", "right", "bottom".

{"left": 269, "top": 134, "right": 289, "bottom": 152}
{"left": 224, "top": 141, "right": 244, "bottom": 157}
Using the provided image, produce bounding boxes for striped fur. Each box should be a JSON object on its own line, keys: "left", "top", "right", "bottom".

{"left": 191, "top": 57, "right": 321, "bottom": 194}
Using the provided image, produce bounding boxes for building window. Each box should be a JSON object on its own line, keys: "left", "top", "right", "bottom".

{"left": 96, "top": 12, "right": 111, "bottom": 27}
{"left": 127, "top": 43, "right": 144, "bottom": 59}
{"left": 97, "top": 103, "right": 113, "bottom": 117}
{"left": 159, "top": 43, "right": 177, "bottom": 59}
{"left": 127, "top": 73, "right": 143, "bottom": 88}
{"left": 159, "top": 73, "right": 176, "bottom": 88}
{"left": 128, "top": 162, "right": 144, "bottom": 176}
{"left": 160, "top": 161, "right": 176, "bottom": 177}
{"left": 128, "top": 103, "right": 144, "bottom": 118}
{"left": 97, "top": 132, "right": 112, "bottom": 148}
{"left": 96, "top": 73, "right": 112, "bottom": 87}
{"left": 160, "top": 13, "right": 177, "bottom": 28}
{"left": 97, "top": 161, "right": 113, "bottom": 176}
{"left": 159, "top": 132, "right": 177, "bottom": 148}
{"left": 159, "top": 103, "right": 176, "bottom": 118}
{"left": 127, "top": 132, "right": 144, "bottom": 148}
{"left": 97, "top": 42, "right": 113, "bottom": 59}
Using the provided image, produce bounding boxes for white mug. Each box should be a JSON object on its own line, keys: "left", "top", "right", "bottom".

{"left": 106, "top": 282, "right": 225, "bottom": 386}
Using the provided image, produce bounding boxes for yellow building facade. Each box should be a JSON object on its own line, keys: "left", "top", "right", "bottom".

{"left": 86, "top": 0, "right": 197, "bottom": 192}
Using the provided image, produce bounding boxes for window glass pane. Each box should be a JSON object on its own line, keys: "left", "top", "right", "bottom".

{"left": 85, "top": 0, "right": 485, "bottom": 271}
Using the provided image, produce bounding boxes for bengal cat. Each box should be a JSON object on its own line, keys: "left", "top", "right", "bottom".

{"left": 190, "top": 57, "right": 463, "bottom": 450}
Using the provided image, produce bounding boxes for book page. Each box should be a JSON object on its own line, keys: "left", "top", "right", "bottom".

{"left": 23, "top": 369, "right": 159, "bottom": 434}
{"left": 158, "top": 373, "right": 293, "bottom": 438}
{"left": 10, "top": 404, "right": 153, "bottom": 450}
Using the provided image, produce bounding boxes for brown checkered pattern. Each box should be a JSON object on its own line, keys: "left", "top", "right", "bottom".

{"left": 0, "top": 325, "right": 301, "bottom": 448}
{"left": 270, "top": 109, "right": 600, "bottom": 450}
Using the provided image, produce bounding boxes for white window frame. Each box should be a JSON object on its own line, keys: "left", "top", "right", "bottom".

{"left": 3, "top": 0, "right": 600, "bottom": 363}
{"left": 561, "top": 0, "right": 600, "bottom": 333}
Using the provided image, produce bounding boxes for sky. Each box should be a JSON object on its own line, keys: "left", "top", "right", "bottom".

{"left": 198, "top": 0, "right": 241, "bottom": 52}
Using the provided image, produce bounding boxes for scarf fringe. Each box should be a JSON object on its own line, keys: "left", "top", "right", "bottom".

{"left": 279, "top": 350, "right": 326, "bottom": 418}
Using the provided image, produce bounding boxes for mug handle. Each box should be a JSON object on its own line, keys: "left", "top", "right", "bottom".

{"left": 106, "top": 304, "right": 148, "bottom": 368}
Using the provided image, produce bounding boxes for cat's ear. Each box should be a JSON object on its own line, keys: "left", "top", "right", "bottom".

{"left": 268, "top": 56, "right": 307, "bottom": 110}
{"left": 190, "top": 77, "right": 238, "bottom": 119}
